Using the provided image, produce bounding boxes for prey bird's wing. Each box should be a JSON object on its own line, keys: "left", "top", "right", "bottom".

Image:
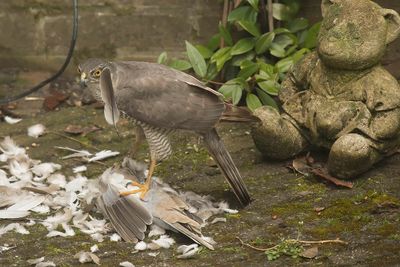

{"left": 100, "top": 68, "right": 120, "bottom": 127}
{"left": 97, "top": 184, "right": 152, "bottom": 242}
{"left": 111, "top": 62, "right": 225, "bottom": 132}
{"left": 148, "top": 184, "right": 214, "bottom": 250}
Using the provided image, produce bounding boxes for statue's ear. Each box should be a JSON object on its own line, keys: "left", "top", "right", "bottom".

{"left": 382, "top": 9, "right": 400, "bottom": 44}
{"left": 321, "top": 0, "right": 335, "bottom": 18}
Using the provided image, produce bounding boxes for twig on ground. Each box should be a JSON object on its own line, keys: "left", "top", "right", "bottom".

{"left": 236, "top": 236, "right": 348, "bottom": 252}
{"left": 49, "top": 131, "right": 100, "bottom": 151}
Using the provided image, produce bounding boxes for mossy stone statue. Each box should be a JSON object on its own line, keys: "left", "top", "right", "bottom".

{"left": 252, "top": 0, "right": 400, "bottom": 178}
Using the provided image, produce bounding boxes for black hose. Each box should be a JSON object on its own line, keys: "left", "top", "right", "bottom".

{"left": 0, "top": 0, "right": 79, "bottom": 105}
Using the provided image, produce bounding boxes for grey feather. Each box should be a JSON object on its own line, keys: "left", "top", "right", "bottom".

{"left": 202, "top": 128, "right": 251, "bottom": 206}
{"left": 97, "top": 174, "right": 152, "bottom": 243}
{"left": 100, "top": 68, "right": 120, "bottom": 127}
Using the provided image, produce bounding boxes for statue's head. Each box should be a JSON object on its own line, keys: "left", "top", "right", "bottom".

{"left": 318, "top": 0, "right": 400, "bottom": 70}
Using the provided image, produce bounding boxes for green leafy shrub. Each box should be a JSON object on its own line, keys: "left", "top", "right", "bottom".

{"left": 158, "top": 0, "right": 320, "bottom": 111}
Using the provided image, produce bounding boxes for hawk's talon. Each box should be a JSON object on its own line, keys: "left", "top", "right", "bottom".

{"left": 120, "top": 183, "right": 150, "bottom": 200}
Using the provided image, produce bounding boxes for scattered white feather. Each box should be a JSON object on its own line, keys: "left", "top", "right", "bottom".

{"left": 73, "top": 165, "right": 87, "bottom": 173}
{"left": 148, "top": 224, "right": 166, "bottom": 237}
{"left": 32, "top": 163, "right": 61, "bottom": 178}
{"left": 151, "top": 235, "right": 175, "bottom": 249}
{"left": 90, "top": 233, "right": 105, "bottom": 242}
{"left": 119, "top": 261, "right": 135, "bottom": 267}
{"left": 0, "top": 210, "right": 30, "bottom": 219}
{"left": 148, "top": 252, "right": 160, "bottom": 257}
{"left": 134, "top": 241, "right": 147, "bottom": 251}
{"left": 0, "top": 245, "right": 15, "bottom": 253}
{"left": 0, "top": 223, "right": 29, "bottom": 237}
{"left": 90, "top": 244, "right": 99, "bottom": 253}
{"left": 0, "top": 169, "right": 9, "bottom": 186}
{"left": 0, "top": 136, "right": 26, "bottom": 159}
{"left": 36, "top": 261, "right": 56, "bottom": 267}
{"left": 47, "top": 173, "right": 67, "bottom": 188}
{"left": 110, "top": 233, "right": 121, "bottom": 242}
{"left": 55, "top": 146, "right": 92, "bottom": 159}
{"left": 31, "top": 204, "right": 50, "bottom": 214}
{"left": 26, "top": 219, "right": 36, "bottom": 226}
{"left": 65, "top": 174, "right": 87, "bottom": 192}
{"left": 28, "top": 124, "right": 46, "bottom": 138}
{"left": 74, "top": 251, "right": 100, "bottom": 265}
{"left": 177, "top": 244, "right": 199, "bottom": 259}
{"left": 4, "top": 116, "right": 22, "bottom": 124}
{"left": 88, "top": 150, "right": 120, "bottom": 162}
{"left": 210, "top": 217, "right": 227, "bottom": 224}
{"left": 27, "top": 257, "right": 44, "bottom": 265}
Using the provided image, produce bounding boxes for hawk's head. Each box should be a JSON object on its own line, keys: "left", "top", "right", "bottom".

{"left": 78, "top": 58, "right": 109, "bottom": 100}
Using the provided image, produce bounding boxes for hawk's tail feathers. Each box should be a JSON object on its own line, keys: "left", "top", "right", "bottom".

{"left": 202, "top": 129, "right": 251, "bottom": 206}
{"left": 220, "top": 103, "right": 260, "bottom": 123}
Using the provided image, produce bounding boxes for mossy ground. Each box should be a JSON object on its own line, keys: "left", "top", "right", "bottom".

{"left": 0, "top": 97, "right": 399, "bottom": 266}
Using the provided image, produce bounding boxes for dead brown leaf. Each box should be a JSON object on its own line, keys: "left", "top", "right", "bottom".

{"left": 64, "top": 125, "right": 101, "bottom": 136}
{"left": 301, "top": 246, "right": 318, "bottom": 259}
{"left": 44, "top": 91, "right": 68, "bottom": 110}
{"left": 310, "top": 168, "right": 353, "bottom": 188}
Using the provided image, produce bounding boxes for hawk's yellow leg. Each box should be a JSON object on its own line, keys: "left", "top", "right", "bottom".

{"left": 120, "top": 157, "right": 156, "bottom": 200}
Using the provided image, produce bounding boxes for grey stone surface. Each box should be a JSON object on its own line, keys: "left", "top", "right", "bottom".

{"left": 0, "top": 0, "right": 221, "bottom": 73}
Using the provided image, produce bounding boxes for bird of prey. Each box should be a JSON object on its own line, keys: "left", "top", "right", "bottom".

{"left": 97, "top": 159, "right": 215, "bottom": 249}
{"left": 78, "top": 58, "right": 252, "bottom": 206}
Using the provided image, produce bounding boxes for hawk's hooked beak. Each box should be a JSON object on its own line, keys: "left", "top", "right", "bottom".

{"left": 80, "top": 73, "right": 88, "bottom": 88}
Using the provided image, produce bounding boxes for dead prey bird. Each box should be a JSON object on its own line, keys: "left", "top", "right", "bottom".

{"left": 78, "top": 58, "right": 253, "bottom": 206}
{"left": 97, "top": 159, "right": 215, "bottom": 249}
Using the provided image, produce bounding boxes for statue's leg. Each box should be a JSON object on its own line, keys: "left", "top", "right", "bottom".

{"left": 252, "top": 106, "right": 308, "bottom": 160}
{"left": 328, "top": 133, "right": 382, "bottom": 179}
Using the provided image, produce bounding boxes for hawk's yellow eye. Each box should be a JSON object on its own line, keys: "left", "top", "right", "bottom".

{"left": 93, "top": 69, "right": 102, "bottom": 77}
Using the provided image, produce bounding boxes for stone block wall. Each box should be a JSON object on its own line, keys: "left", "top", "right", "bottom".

{"left": 0, "top": 0, "right": 222, "bottom": 73}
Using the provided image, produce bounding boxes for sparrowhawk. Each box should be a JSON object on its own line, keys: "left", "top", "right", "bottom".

{"left": 78, "top": 58, "right": 252, "bottom": 206}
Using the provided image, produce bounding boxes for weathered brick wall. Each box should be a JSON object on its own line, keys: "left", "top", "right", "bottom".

{"left": 0, "top": 0, "right": 222, "bottom": 73}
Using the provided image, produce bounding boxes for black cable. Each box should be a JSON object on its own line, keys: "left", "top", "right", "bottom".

{"left": 0, "top": 0, "right": 79, "bottom": 105}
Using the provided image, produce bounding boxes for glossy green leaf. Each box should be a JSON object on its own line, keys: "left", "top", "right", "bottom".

{"left": 255, "top": 32, "right": 275, "bottom": 54}
{"left": 205, "top": 63, "right": 219, "bottom": 81}
{"left": 219, "top": 23, "right": 233, "bottom": 46}
{"left": 218, "top": 82, "right": 238, "bottom": 98}
{"left": 185, "top": 41, "right": 207, "bottom": 78}
{"left": 287, "top": 18, "right": 309, "bottom": 33}
{"left": 207, "top": 34, "right": 221, "bottom": 51}
{"left": 275, "top": 57, "right": 293, "bottom": 73}
{"left": 246, "top": 93, "right": 262, "bottom": 111}
{"left": 256, "top": 88, "right": 279, "bottom": 109}
{"left": 303, "top": 22, "right": 321, "bottom": 49}
{"left": 228, "top": 6, "right": 258, "bottom": 23}
{"left": 157, "top": 52, "right": 168, "bottom": 64}
{"left": 269, "top": 43, "right": 286, "bottom": 57}
{"left": 247, "top": 0, "right": 259, "bottom": 11}
{"left": 231, "top": 38, "right": 256, "bottom": 55}
{"left": 169, "top": 59, "right": 192, "bottom": 71}
{"left": 238, "top": 63, "right": 259, "bottom": 79}
{"left": 232, "top": 85, "right": 243, "bottom": 105}
{"left": 272, "top": 3, "right": 292, "bottom": 21}
{"left": 258, "top": 63, "right": 275, "bottom": 77}
{"left": 211, "top": 47, "right": 232, "bottom": 71}
{"left": 258, "top": 80, "right": 279, "bottom": 95}
{"left": 238, "top": 20, "right": 261, "bottom": 37}
{"left": 196, "top": 45, "right": 214, "bottom": 59}
{"left": 231, "top": 51, "right": 256, "bottom": 66}
{"left": 273, "top": 34, "right": 296, "bottom": 49}
{"left": 291, "top": 48, "right": 309, "bottom": 63}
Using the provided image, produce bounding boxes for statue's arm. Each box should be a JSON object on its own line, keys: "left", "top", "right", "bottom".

{"left": 279, "top": 52, "right": 318, "bottom": 103}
